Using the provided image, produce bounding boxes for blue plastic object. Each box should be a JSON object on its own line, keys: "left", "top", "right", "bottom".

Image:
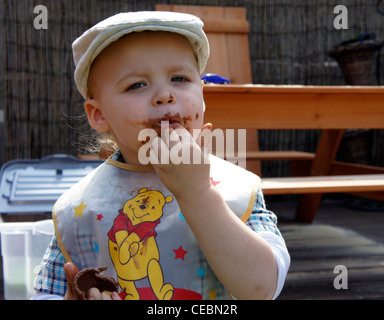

{"left": 201, "top": 73, "right": 230, "bottom": 84}
{"left": 0, "top": 154, "right": 103, "bottom": 214}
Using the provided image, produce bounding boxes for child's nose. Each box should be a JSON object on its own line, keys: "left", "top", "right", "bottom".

{"left": 152, "top": 92, "right": 176, "bottom": 106}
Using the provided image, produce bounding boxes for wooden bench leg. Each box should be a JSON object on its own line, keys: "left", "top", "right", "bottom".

{"left": 246, "top": 129, "right": 262, "bottom": 176}
{"left": 295, "top": 194, "right": 324, "bottom": 223}
{"left": 295, "top": 130, "right": 345, "bottom": 223}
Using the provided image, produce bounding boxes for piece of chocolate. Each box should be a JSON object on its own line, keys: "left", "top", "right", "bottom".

{"left": 73, "top": 267, "right": 118, "bottom": 300}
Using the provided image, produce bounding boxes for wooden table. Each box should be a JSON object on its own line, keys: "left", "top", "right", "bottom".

{"left": 203, "top": 84, "right": 384, "bottom": 222}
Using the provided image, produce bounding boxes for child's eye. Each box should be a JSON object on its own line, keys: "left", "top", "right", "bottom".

{"left": 172, "top": 76, "right": 189, "bottom": 83}
{"left": 127, "top": 82, "right": 146, "bottom": 91}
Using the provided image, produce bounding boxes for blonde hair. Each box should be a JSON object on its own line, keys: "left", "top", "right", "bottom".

{"left": 68, "top": 106, "right": 118, "bottom": 159}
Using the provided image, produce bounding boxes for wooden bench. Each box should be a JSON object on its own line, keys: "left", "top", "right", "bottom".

{"left": 231, "top": 151, "right": 316, "bottom": 161}
{"left": 203, "top": 85, "right": 384, "bottom": 223}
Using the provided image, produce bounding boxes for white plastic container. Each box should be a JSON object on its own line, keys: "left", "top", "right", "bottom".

{"left": 0, "top": 220, "right": 54, "bottom": 299}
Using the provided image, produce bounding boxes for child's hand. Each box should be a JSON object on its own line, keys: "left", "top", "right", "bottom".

{"left": 149, "top": 123, "right": 213, "bottom": 200}
{"left": 63, "top": 262, "right": 121, "bottom": 300}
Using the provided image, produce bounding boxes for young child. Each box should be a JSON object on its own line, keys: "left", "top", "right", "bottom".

{"left": 32, "top": 11, "right": 290, "bottom": 300}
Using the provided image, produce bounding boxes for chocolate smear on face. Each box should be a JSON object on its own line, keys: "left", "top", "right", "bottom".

{"left": 73, "top": 267, "right": 118, "bottom": 300}
{"left": 137, "top": 113, "right": 195, "bottom": 150}
{"left": 147, "top": 112, "right": 182, "bottom": 135}
{"left": 143, "top": 112, "right": 193, "bottom": 135}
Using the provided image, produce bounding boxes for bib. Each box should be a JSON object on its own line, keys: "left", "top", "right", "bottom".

{"left": 53, "top": 155, "right": 260, "bottom": 300}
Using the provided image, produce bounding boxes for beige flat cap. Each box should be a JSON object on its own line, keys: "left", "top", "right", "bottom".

{"left": 72, "top": 11, "right": 210, "bottom": 99}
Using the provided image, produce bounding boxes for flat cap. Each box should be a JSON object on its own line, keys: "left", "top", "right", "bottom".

{"left": 72, "top": 11, "right": 210, "bottom": 99}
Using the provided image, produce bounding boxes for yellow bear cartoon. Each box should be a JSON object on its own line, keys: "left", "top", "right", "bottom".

{"left": 108, "top": 188, "right": 174, "bottom": 300}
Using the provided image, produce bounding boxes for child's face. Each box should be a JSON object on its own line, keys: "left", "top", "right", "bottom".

{"left": 85, "top": 31, "right": 205, "bottom": 165}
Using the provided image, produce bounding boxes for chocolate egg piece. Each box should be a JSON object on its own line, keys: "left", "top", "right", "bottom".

{"left": 73, "top": 267, "right": 118, "bottom": 300}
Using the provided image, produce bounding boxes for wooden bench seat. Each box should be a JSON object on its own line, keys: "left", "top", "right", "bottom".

{"left": 242, "top": 151, "right": 315, "bottom": 161}
{"left": 261, "top": 174, "right": 384, "bottom": 195}
{"left": 225, "top": 151, "right": 315, "bottom": 165}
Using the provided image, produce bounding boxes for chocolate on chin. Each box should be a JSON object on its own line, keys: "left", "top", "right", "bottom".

{"left": 73, "top": 267, "right": 118, "bottom": 300}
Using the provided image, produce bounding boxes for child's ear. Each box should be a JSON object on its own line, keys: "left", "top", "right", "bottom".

{"left": 84, "top": 99, "right": 110, "bottom": 132}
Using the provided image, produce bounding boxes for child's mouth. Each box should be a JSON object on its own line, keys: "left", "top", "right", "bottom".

{"left": 149, "top": 112, "right": 183, "bottom": 134}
